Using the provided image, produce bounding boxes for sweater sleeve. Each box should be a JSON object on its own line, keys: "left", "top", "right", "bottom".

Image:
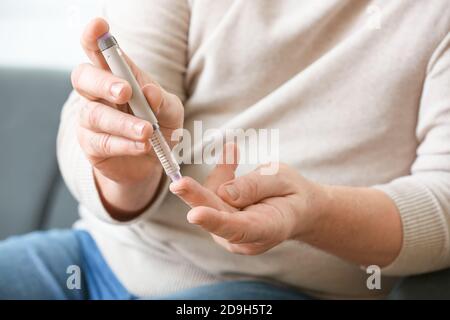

{"left": 375, "top": 32, "right": 450, "bottom": 276}
{"left": 56, "top": 0, "right": 190, "bottom": 224}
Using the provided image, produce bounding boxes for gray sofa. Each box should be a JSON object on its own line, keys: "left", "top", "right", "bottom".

{"left": 0, "top": 68, "right": 78, "bottom": 238}
{"left": 0, "top": 67, "right": 449, "bottom": 299}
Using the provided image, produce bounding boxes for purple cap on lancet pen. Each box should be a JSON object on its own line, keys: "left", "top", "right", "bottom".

{"left": 97, "top": 32, "right": 118, "bottom": 52}
{"left": 169, "top": 172, "right": 182, "bottom": 182}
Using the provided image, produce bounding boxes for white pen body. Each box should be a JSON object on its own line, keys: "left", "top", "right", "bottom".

{"left": 101, "top": 45, "right": 158, "bottom": 125}
{"left": 98, "top": 34, "right": 181, "bottom": 181}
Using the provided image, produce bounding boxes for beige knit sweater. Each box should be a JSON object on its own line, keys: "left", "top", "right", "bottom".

{"left": 57, "top": 0, "right": 450, "bottom": 299}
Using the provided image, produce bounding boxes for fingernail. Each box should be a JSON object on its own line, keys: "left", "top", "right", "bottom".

{"left": 110, "top": 83, "right": 124, "bottom": 98}
{"left": 224, "top": 184, "right": 239, "bottom": 200}
{"left": 134, "top": 122, "right": 146, "bottom": 136}
{"left": 135, "top": 142, "right": 146, "bottom": 150}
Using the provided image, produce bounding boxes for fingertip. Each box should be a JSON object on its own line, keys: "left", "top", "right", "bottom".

{"left": 169, "top": 176, "right": 195, "bottom": 195}
{"left": 217, "top": 182, "right": 240, "bottom": 204}
{"left": 93, "top": 17, "right": 109, "bottom": 29}
{"left": 137, "top": 121, "right": 153, "bottom": 141}
{"left": 187, "top": 206, "right": 217, "bottom": 225}
{"left": 169, "top": 182, "right": 180, "bottom": 194}
{"left": 82, "top": 17, "right": 109, "bottom": 48}
{"left": 187, "top": 207, "right": 201, "bottom": 224}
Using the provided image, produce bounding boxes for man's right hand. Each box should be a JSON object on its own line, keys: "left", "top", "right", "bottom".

{"left": 71, "top": 18, "right": 184, "bottom": 220}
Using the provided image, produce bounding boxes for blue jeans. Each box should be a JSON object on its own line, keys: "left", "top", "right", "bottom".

{"left": 0, "top": 230, "right": 309, "bottom": 300}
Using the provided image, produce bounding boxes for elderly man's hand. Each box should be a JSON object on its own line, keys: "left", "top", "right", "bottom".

{"left": 170, "top": 144, "right": 326, "bottom": 255}
{"left": 72, "top": 18, "right": 184, "bottom": 219}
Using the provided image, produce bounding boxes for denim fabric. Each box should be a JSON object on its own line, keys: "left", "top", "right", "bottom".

{"left": 0, "top": 229, "right": 309, "bottom": 300}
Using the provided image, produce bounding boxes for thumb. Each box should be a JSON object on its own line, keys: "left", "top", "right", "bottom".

{"left": 217, "top": 169, "right": 292, "bottom": 208}
{"left": 204, "top": 142, "right": 239, "bottom": 192}
{"left": 141, "top": 83, "right": 163, "bottom": 115}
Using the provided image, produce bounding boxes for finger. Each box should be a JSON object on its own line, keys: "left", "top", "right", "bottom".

{"left": 81, "top": 17, "right": 110, "bottom": 69}
{"left": 169, "top": 177, "right": 236, "bottom": 212}
{"left": 217, "top": 166, "right": 294, "bottom": 208}
{"left": 72, "top": 63, "right": 132, "bottom": 104}
{"left": 141, "top": 83, "right": 164, "bottom": 115}
{"left": 187, "top": 206, "right": 255, "bottom": 243}
{"left": 142, "top": 84, "right": 183, "bottom": 129}
{"left": 204, "top": 142, "right": 239, "bottom": 192}
{"left": 78, "top": 101, "right": 153, "bottom": 141}
{"left": 77, "top": 127, "right": 151, "bottom": 159}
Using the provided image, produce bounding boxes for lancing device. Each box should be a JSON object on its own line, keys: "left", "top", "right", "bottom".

{"left": 97, "top": 32, "right": 182, "bottom": 182}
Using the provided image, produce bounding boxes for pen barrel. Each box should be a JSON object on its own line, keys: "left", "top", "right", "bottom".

{"left": 101, "top": 44, "right": 158, "bottom": 125}
{"left": 150, "top": 127, "right": 180, "bottom": 176}
{"left": 98, "top": 35, "right": 181, "bottom": 179}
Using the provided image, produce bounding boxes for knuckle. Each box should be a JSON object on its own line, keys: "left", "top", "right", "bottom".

{"left": 172, "top": 94, "right": 185, "bottom": 117}
{"left": 170, "top": 92, "right": 182, "bottom": 106}
{"left": 88, "top": 133, "right": 112, "bottom": 156}
{"left": 135, "top": 141, "right": 149, "bottom": 153}
{"left": 257, "top": 161, "right": 283, "bottom": 177}
{"left": 229, "top": 230, "right": 247, "bottom": 244}
{"left": 77, "top": 128, "right": 96, "bottom": 158}
{"left": 87, "top": 102, "right": 104, "bottom": 129}
{"left": 275, "top": 162, "right": 296, "bottom": 185}
{"left": 118, "top": 116, "right": 133, "bottom": 135}
{"left": 71, "top": 64, "right": 85, "bottom": 89}
{"left": 99, "top": 134, "right": 112, "bottom": 155}
{"left": 238, "top": 178, "right": 258, "bottom": 202}
{"left": 70, "top": 63, "right": 91, "bottom": 90}
{"left": 279, "top": 174, "right": 292, "bottom": 188}
{"left": 96, "top": 74, "right": 111, "bottom": 97}
{"left": 88, "top": 135, "right": 98, "bottom": 155}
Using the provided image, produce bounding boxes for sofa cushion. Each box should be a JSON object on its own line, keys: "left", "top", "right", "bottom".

{"left": 43, "top": 176, "right": 79, "bottom": 230}
{"left": 0, "top": 68, "right": 74, "bottom": 239}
